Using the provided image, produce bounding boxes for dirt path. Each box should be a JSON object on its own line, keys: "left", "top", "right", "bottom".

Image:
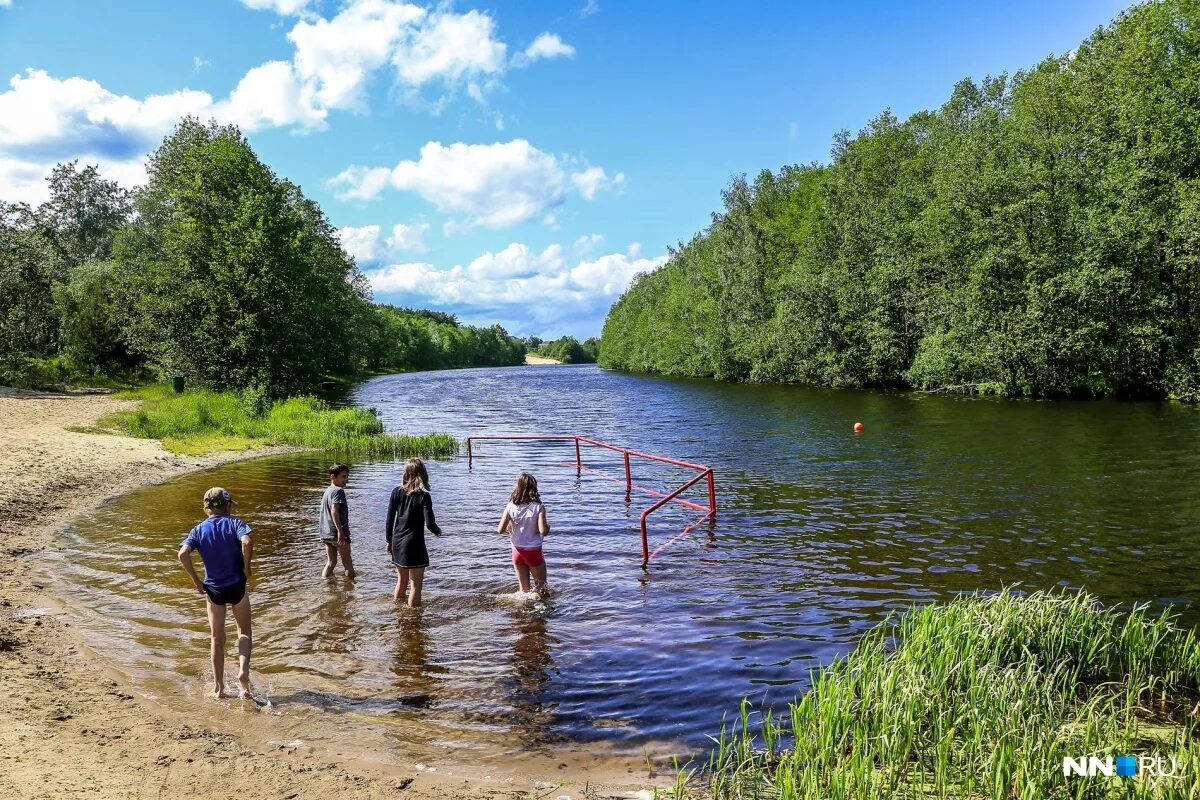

{"left": 0, "top": 389, "right": 642, "bottom": 800}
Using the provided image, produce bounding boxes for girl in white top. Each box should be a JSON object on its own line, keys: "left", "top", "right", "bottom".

{"left": 496, "top": 471, "right": 551, "bottom": 594}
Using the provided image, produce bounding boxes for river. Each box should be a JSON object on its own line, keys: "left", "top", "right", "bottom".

{"left": 46, "top": 364, "right": 1200, "bottom": 767}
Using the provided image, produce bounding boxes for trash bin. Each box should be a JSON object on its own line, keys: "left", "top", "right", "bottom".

{"left": 171, "top": 377, "right": 186, "bottom": 394}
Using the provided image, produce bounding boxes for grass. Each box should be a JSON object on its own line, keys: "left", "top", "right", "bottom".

{"left": 100, "top": 385, "right": 459, "bottom": 457}
{"left": 681, "top": 590, "right": 1200, "bottom": 799}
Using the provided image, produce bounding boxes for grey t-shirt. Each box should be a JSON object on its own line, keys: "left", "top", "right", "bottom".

{"left": 320, "top": 485, "right": 349, "bottom": 541}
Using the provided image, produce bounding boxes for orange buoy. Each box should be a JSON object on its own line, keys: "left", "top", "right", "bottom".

{"left": 853, "top": 422, "right": 864, "bottom": 433}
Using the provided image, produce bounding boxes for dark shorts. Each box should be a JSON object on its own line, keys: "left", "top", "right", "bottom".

{"left": 322, "top": 536, "right": 352, "bottom": 546}
{"left": 203, "top": 579, "right": 247, "bottom": 607}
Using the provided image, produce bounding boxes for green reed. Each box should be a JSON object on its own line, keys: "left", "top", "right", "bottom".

{"left": 681, "top": 590, "right": 1200, "bottom": 799}
{"left": 103, "top": 385, "right": 459, "bottom": 458}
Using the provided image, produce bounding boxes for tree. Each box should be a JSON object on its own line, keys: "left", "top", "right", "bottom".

{"left": 114, "top": 118, "right": 366, "bottom": 396}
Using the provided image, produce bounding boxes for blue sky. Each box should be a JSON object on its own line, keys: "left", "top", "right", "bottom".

{"left": 0, "top": 0, "right": 1131, "bottom": 338}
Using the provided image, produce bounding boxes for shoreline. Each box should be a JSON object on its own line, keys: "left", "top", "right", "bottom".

{"left": 0, "top": 387, "right": 658, "bottom": 799}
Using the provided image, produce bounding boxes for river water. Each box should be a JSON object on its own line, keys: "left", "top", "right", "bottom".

{"left": 47, "top": 364, "right": 1200, "bottom": 766}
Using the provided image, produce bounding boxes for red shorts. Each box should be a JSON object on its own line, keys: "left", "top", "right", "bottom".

{"left": 511, "top": 547, "right": 545, "bottom": 568}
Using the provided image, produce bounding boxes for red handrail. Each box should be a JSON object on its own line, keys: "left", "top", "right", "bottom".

{"left": 464, "top": 434, "right": 716, "bottom": 565}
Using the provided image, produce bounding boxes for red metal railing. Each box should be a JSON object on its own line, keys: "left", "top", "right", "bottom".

{"left": 464, "top": 435, "right": 716, "bottom": 565}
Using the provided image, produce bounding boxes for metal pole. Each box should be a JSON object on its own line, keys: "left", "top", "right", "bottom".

{"left": 707, "top": 469, "right": 716, "bottom": 516}
{"left": 575, "top": 437, "right": 582, "bottom": 474}
{"left": 466, "top": 437, "right": 472, "bottom": 466}
{"left": 641, "top": 518, "right": 649, "bottom": 566}
{"left": 624, "top": 450, "right": 632, "bottom": 499}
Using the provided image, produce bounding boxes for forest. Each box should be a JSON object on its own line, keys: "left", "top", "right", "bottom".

{"left": 600, "top": 0, "right": 1200, "bottom": 400}
{"left": 0, "top": 119, "right": 525, "bottom": 397}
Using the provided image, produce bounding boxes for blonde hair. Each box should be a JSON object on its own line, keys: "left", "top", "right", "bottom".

{"left": 402, "top": 458, "right": 430, "bottom": 493}
{"left": 509, "top": 471, "right": 541, "bottom": 505}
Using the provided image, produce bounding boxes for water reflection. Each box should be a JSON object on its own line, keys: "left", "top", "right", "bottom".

{"left": 507, "top": 607, "right": 558, "bottom": 748}
{"left": 390, "top": 609, "right": 439, "bottom": 709}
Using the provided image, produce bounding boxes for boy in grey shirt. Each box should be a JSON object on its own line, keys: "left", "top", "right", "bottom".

{"left": 320, "top": 463, "right": 355, "bottom": 579}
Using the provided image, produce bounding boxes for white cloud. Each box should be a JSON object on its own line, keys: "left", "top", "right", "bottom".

{"left": 329, "top": 139, "right": 622, "bottom": 229}
{"left": 392, "top": 9, "right": 506, "bottom": 89}
{"left": 337, "top": 220, "right": 430, "bottom": 264}
{"left": 239, "top": 0, "right": 313, "bottom": 15}
{"left": 518, "top": 33, "right": 575, "bottom": 65}
{"left": 0, "top": 0, "right": 13, "bottom": 8}
{"left": 337, "top": 224, "right": 384, "bottom": 263}
{"left": 574, "top": 233, "right": 605, "bottom": 254}
{"left": 364, "top": 242, "right": 666, "bottom": 330}
{"left": 571, "top": 165, "right": 625, "bottom": 200}
{"left": 387, "top": 220, "right": 430, "bottom": 252}
{"left": 220, "top": 60, "right": 326, "bottom": 130}
{"left": 579, "top": 0, "right": 600, "bottom": 18}
{"left": 193, "top": 57, "right": 211, "bottom": 73}
{"left": 0, "top": 2, "right": 575, "bottom": 204}
{"left": 288, "top": 1, "right": 427, "bottom": 111}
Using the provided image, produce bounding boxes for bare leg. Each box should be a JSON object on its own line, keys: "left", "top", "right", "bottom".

{"left": 230, "top": 595, "right": 253, "bottom": 699}
{"left": 206, "top": 599, "right": 228, "bottom": 698}
{"left": 532, "top": 563, "right": 549, "bottom": 596}
{"left": 394, "top": 567, "right": 410, "bottom": 602}
{"left": 513, "top": 561, "right": 532, "bottom": 593}
{"left": 322, "top": 542, "right": 338, "bottom": 578}
{"left": 408, "top": 567, "right": 426, "bottom": 608}
{"left": 338, "top": 541, "right": 356, "bottom": 579}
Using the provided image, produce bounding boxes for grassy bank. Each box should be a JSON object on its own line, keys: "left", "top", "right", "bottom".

{"left": 96, "top": 385, "right": 458, "bottom": 457}
{"left": 687, "top": 590, "right": 1200, "bottom": 799}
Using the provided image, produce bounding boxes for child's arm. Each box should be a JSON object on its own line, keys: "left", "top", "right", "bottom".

{"left": 538, "top": 505, "right": 550, "bottom": 536}
{"left": 177, "top": 546, "right": 205, "bottom": 594}
{"left": 424, "top": 493, "right": 442, "bottom": 536}
{"left": 496, "top": 508, "right": 511, "bottom": 534}
{"left": 241, "top": 536, "right": 253, "bottom": 582}
{"left": 332, "top": 488, "right": 349, "bottom": 544}
{"left": 384, "top": 487, "right": 398, "bottom": 552}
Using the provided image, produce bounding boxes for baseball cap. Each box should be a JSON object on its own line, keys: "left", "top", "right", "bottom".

{"left": 203, "top": 487, "right": 236, "bottom": 508}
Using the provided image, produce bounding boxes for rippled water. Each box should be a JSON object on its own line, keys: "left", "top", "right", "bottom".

{"left": 48, "top": 365, "right": 1200, "bottom": 761}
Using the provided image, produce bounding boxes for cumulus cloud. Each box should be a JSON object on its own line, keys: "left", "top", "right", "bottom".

{"left": 516, "top": 33, "right": 575, "bottom": 66}
{"left": 239, "top": 0, "right": 313, "bottom": 15}
{"left": 328, "top": 140, "right": 621, "bottom": 229}
{"left": 0, "top": 2, "right": 575, "bottom": 204}
{"left": 364, "top": 242, "right": 666, "bottom": 331}
{"left": 337, "top": 220, "right": 431, "bottom": 264}
{"left": 570, "top": 165, "right": 624, "bottom": 200}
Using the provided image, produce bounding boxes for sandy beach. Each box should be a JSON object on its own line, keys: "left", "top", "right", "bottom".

{"left": 0, "top": 388, "right": 647, "bottom": 800}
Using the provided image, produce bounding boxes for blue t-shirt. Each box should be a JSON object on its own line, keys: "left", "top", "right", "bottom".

{"left": 182, "top": 515, "right": 251, "bottom": 589}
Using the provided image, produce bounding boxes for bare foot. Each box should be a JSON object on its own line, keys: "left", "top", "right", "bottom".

{"left": 345, "top": 569, "right": 357, "bottom": 580}
{"left": 213, "top": 685, "right": 230, "bottom": 699}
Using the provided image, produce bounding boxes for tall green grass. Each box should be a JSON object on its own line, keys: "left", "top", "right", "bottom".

{"left": 687, "top": 590, "right": 1200, "bottom": 799}
{"left": 103, "top": 385, "right": 458, "bottom": 457}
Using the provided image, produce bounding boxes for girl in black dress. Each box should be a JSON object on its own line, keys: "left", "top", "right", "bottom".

{"left": 385, "top": 458, "right": 442, "bottom": 607}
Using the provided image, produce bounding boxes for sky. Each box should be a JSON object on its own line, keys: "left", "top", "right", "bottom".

{"left": 0, "top": 0, "right": 1132, "bottom": 339}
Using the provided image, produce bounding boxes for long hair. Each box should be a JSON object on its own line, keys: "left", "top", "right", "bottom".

{"left": 401, "top": 458, "right": 430, "bottom": 493}
{"left": 509, "top": 471, "right": 541, "bottom": 505}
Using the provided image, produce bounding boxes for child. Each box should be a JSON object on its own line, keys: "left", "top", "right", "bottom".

{"left": 496, "top": 472, "right": 551, "bottom": 594}
{"left": 177, "top": 487, "right": 254, "bottom": 700}
{"left": 385, "top": 458, "right": 442, "bottom": 607}
{"left": 320, "top": 463, "right": 355, "bottom": 579}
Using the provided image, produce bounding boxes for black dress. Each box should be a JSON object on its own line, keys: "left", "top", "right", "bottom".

{"left": 385, "top": 487, "right": 441, "bottom": 568}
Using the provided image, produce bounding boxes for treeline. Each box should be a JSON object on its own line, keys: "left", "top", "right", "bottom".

{"left": 0, "top": 118, "right": 524, "bottom": 396}
{"left": 525, "top": 335, "right": 600, "bottom": 363}
{"left": 601, "top": 0, "right": 1200, "bottom": 400}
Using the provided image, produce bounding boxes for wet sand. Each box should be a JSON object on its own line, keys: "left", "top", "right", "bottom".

{"left": 0, "top": 388, "right": 656, "bottom": 799}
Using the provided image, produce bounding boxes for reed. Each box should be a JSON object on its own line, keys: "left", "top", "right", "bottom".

{"left": 103, "top": 385, "right": 459, "bottom": 457}
{"left": 684, "top": 590, "right": 1200, "bottom": 799}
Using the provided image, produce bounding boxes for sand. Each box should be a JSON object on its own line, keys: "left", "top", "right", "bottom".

{"left": 0, "top": 388, "right": 656, "bottom": 799}
{"left": 523, "top": 354, "right": 562, "bottom": 365}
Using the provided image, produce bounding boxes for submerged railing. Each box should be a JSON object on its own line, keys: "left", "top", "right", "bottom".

{"left": 465, "top": 434, "right": 717, "bottom": 566}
